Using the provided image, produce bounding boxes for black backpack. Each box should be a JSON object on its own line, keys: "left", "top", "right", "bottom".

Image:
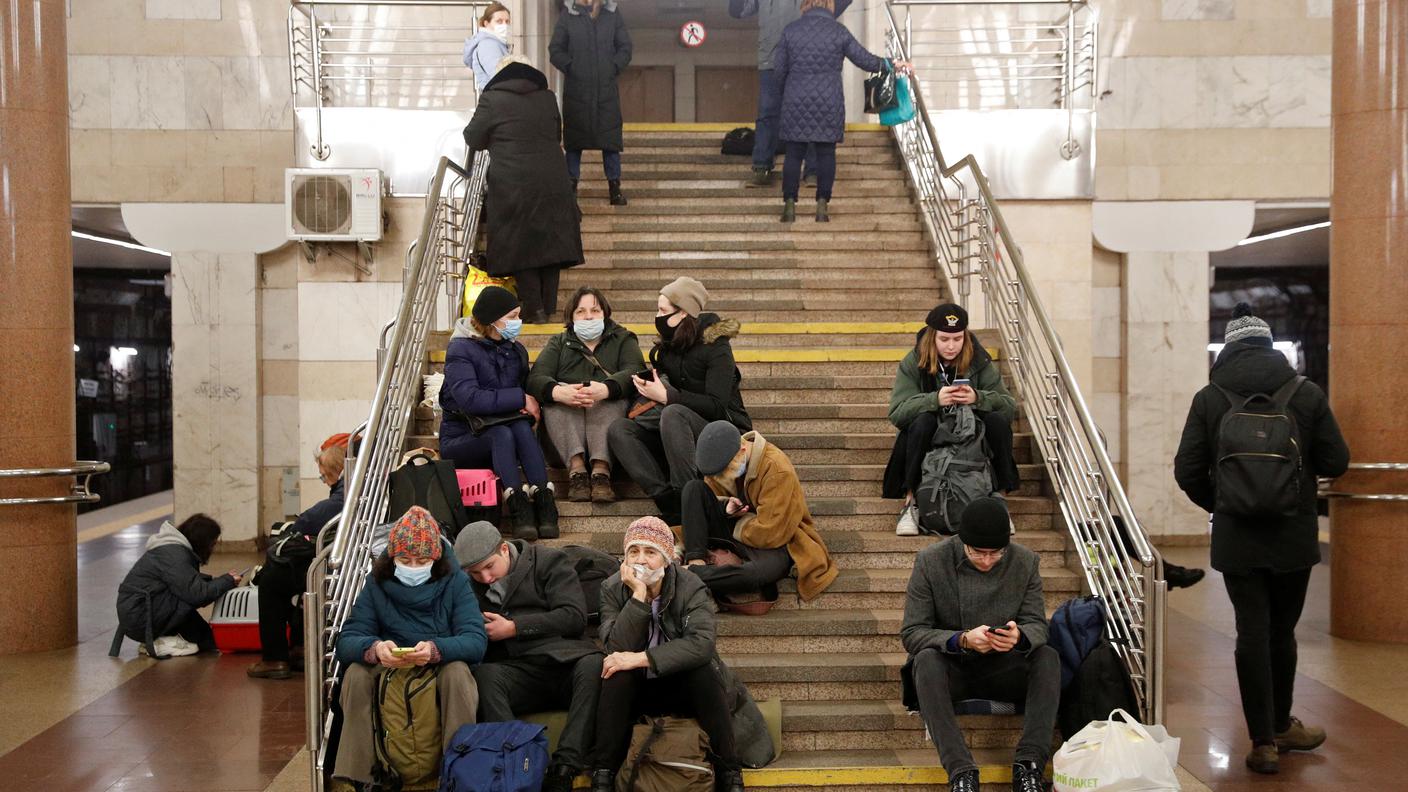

{"left": 387, "top": 452, "right": 471, "bottom": 540}
{"left": 1057, "top": 639, "right": 1140, "bottom": 739}
{"left": 559, "top": 544, "right": 619, "bottom": 624}
{"left": 721, "top": 127, "right": 755, "bottom": 156}
{"left": 1211, "top": 376, "right": 1306, "bottom": 517}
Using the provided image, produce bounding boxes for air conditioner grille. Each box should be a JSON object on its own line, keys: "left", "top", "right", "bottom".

{"left": 293, "top": 176, "right": 353, "bottom": 235}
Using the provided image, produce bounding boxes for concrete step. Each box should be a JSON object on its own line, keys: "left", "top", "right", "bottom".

{"left": 580, "top": 232, "right": 928, "bottom": 252}
{"left": 575, "top": 163, "right": 905, "bottom": 181}
{"left": 574, "top": 149, "right": 900, "bottom": 166}
{"left": 780, "top": 701, "right": 1025, "bottom": 752}
{"left": 544, "top": 465, "right": 1046, "bottom": 499}
{"left": 769, "top": 566, "right": 1079, "bottom": 611}
{"left": 576, "top": 198, "right": 925, "bottom": 216}
{"left": 579, "top": 216, "right": 924, "bottom": 234}
{"left": 712, "top": 607, "right": 1079, "bottom": 656}
{"left": 557, "top": 272, "right": 939, "bottom": 292}
{"left": 576, "top": 183, "right": 913, "bottom": 199}
{"left": 746, "top": 748, "right": 1039, "bottom": 790}
{"left": 616, "top": 131, "right": 893, "bottom": 148}
{"left": 578, "top": 296, "right": 942, "bottom": 315}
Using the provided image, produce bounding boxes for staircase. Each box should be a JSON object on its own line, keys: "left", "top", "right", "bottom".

{"left": 409, "top": 126, "right": 1086, "bottom": 789}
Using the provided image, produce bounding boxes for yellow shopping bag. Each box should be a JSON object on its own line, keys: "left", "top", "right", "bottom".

{"left": 461, "top": 260, "right": 516, "bottom": 319}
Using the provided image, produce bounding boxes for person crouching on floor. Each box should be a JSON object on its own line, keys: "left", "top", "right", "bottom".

{"left": 455, "top": 521, "right": 604, "bottom": 792}
{"left": 899, "top": 497, "right": 1059, "bottom": 792}
{"left": 115, "top": 514, "right": 242, "bottom": 657}
{"left": 589, "top": 516, "right": 745, "bottom": 792}
{"left": 682, "top": 419, "right": 838, "bottom": 607}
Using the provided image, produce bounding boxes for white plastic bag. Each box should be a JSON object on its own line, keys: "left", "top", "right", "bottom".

{"left": 1053, "top": 708, "right": 1181, "bottom": 792}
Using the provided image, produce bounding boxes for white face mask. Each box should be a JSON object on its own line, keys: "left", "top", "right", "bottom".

{"left": 491, "top": 22, "right": 510, "bottom": 40}
{"left": 631, "top": 563, "right": 665, "bottom": 586}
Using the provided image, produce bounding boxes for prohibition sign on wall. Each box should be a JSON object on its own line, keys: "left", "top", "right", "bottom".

{"left": 680, "top": 20, "right": 707, "bottom": 48}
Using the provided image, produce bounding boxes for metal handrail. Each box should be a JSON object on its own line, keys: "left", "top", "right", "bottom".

{"left": 1321, "top": 462, "right": 1408, "bottom": 501}
{"left": 883, "top": 1, "right": 1165, "bottom": 723}
{"left": 0, "top": 461, "right": 111, "bottom": 506}
{"left": 304, "top": 153, "right": 487, "bottom": 792}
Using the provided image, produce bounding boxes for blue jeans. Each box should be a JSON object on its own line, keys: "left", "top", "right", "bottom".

{"left": 753, "top": 69, "right": 785, "bottom": 170}
{"left": 782, "top": 141, "right": 836, "bottom": 200}
{"left": 565, "top": 149, "right": 621, "bottom": 181}
{"left": 439, "top": 419, "right": 548, "bottom": 491}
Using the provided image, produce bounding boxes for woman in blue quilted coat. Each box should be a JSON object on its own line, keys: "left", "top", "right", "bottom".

{"left": 775, "top": 0, "right": 910, "bottom": 222}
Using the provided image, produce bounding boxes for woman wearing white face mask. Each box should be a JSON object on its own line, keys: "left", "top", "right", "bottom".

{"left": 440, "top": 286, "right": 558, "bottom": 541}
{"left": 463, "top": 2, "right": 512, "bottom": 92}
{"left": 527, "top": 287, "right": 646, "bottom": 504}
{"left": 332, "top": 507, "right": 486, "bottom": 788}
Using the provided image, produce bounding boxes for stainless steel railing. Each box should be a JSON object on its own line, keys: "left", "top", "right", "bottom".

{"left": 883, "top": 2, "right": 1166, "bottom": 723}
{"left": 1321, "top": 462, "right": 1408, "bottom": 502}
{"left": 303, "top": 152, "right": 487, "bottom": 791}
{"left": 0, "top": 461, "right": 112, "bottom": 506}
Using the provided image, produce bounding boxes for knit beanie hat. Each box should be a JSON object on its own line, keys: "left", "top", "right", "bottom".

{"left": 472, "top": 285, "right": 520, "bottom": 325}
{"left": 624, "top": 516, "right": 676, "bottom": 564}
{"left": 453, "top": 520, "right": 503, "bottom": 568}
{"left": 660, "top": 276, "right": 709, "bottom": 318}
{"left": 1224, "top": 302, "right": 1273, "bottom": 346}
{"left": 926, "top": 303, "right": 969, "bottom": 333}
{"left": 388, "top": 505, "right": 443, "bottom": 561}
{"left": 321, "top": 432, "right": 351, "bottom": 451}
{"left": 695, "top": 420, "right": 743, "bottom": 476}
{"left": 957, "top": 497, "right": 1011, "bottom": 551}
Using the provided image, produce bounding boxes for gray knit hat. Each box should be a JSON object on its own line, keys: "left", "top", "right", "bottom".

{"left": 1224, "top": 302, "right": 1273, "bottom": 345}
{"left": 695, "top": 420, "right": 743, "bottom": 477}
{"left": 453, "top": 521, "right": 504, "bottom": 568}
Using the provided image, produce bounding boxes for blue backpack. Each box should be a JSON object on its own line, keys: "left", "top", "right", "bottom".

{"left": 1047, "top": 595, "right": 1108, "bottom": 690}
{"left": 439, "top": 721, "right": 550, "bottom": 792}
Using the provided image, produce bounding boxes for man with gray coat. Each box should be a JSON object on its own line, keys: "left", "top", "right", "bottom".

{"left": 900, "top": 497, "right": 1058, "bottom": 792}
{"left": 455, "top": 522, "right": 604, "bottom": 792}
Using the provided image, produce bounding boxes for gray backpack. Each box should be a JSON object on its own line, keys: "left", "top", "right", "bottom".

{"left": 915, "top": 406, "right": 995, "bottom": 535}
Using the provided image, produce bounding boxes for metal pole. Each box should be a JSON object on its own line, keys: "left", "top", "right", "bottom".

{"left": 310, "top": 6, "right": 331, "bottom": 161}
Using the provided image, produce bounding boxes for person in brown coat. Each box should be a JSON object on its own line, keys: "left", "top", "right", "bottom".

{"left": 681, "top": 420, "right": 838, "bottom": 604}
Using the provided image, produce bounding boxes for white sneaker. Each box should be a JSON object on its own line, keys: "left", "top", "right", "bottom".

{"left": 151, "top": 635, "right": 200, "bottom": 657}
{"left": 896, "top": 504, "right": 921, "bottom": 536}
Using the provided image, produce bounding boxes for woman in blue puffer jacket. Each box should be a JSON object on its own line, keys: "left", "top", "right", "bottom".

{"left": 439, "top": 286, "right": 557, "bottom": 541}
{"left": 774, "top": 0, "right": 910, "bottom": 222}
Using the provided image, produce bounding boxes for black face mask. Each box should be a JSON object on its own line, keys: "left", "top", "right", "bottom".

{"left": 655, "top": 313, "right": 679, "bottom": 341}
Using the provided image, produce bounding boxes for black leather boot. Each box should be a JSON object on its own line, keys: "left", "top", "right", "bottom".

{"left": 533, "top": 483, "right": 560, "bottom": 539}
{"left": 720, "top": 768, "right": 746, "bottom": 792}
{"left": 506, "top": 488, "right": 537, "bottom": 541}
{"left": 608, "top": 180, "right": 627, "bottom": 206}
{"left": 590, "top": 769, "right": 614, "bottom": 792}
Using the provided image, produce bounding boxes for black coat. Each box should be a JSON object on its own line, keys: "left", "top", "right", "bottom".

{"left": 115, "top": 524, "right": 236, "bottom": 642}
{"left": 470, "top": 541, "right": 600, "bottom": 665}
{"left": 653, "top": 314, "right": 752, "bottom": 430}
{"left": 549, "top": 0, "right": 632, "bottom": 153}
{"left": 1174, "top": 341, "right": 1350, "bottom": 574}
{"left": 463, "top": 63, "right": 583, "bottom": 277}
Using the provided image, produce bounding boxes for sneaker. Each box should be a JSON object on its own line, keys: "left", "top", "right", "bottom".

{"left": 1246, "top": 743, "right": 1279, "bottom": 774}
{"left": 746, "top": 167, "right": 773, "bottom": 188}
{"left": 590, "top": 769, "right": 614, "bottom": 792}
{"left": 1275, "top": 716, "right": 1326, "bottom": 753}
{"left": 896, "top": 503, "right": 921, "bottom": 536}
{"left": 1012, "top": 760, "right": 1046, "bottom": 792}
{"left": 590, "top": 472, "right": 617, "bottom": 503}
{"left": 1164, "top": 562, "right": 1206, "bottom": 590}
{"left": 542, "top": 765, "right": 579, "bottom": 792}
{"left": 246, "top": 660, "right": 292, "bottom": 680}
{"left": 506, "top": 488, "right": 537, "bottom": 541}
{"left": 949, "top": 768, "right": 980, "bottom": 792}
{"left": 533, "top": 483, "right": 560, "bottom": 539}
{"left": 567, "top": 472, "right": 591, "bottom": 503}
{"left": 152, "top": 635, "right": 199, "bottom": 657}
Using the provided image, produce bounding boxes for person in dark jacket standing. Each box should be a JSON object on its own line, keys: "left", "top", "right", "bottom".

{"left": 247, "top": 433, "right": 349, "bottom": 680}
{"left": 589, "top": 517, "right": 745, "bottom": 792}
{"left": 526, "top": 286, "right": 646, "bottom": 503}
{"left": 774, "top": 0, "right": 909, "bottom": 222}
{"left": 440, "top": 286, "right": 558, "bottom": 541}
{"left": 607, "top": 277, "right": 752, "bottom": 525}
{"left": 463, "top": 58, "right": 584, "bottom": 325}
{"left": 549, "top": 0, "right": 632, "bottom": 206}
{"left": 455, "top": 522, "right": 604, "bottom": 792}
{"left": 1174, "top": 303, "right": 1349, "bottom": 775}
{"left": 332, "top": 507, "right": 486, "bottom": 787}
{"left": 883, "top": 304, "right": 1018, "bottom": 536}
{"left": 900, "top": 497, "right": 1058, "bottom": 792}
{"left": 115, "top": 514, "right": 241, "bottom": 657}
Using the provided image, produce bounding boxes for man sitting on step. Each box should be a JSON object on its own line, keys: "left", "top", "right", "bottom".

{"left": 899, "top": 497, "right": 1060, "bottom": 792}
{"left": 454, "top": 521, "right": 604, "bottom": 792}
{"left": 681, "top": 420, "right": 839, "bottom": 606}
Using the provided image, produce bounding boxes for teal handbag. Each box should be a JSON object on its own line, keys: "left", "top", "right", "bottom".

{"left": 880, "top": 75, "right": 917, "bottom": 127}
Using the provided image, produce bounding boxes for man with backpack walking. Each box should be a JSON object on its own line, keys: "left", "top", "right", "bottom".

{"left": 455, "top": 522, "right": 605, "bottom": 792}
{"left": 1174, "top": 302, "right": 1350, "bottom": 775}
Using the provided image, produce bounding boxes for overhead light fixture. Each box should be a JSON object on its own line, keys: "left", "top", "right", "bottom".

{"left": 73, "top": 344, "right": 80, "bottom": 352}
{"left": 113, "top": 346, "right": 139, "bottom": 357}
{"left": 1237, "top": 221, "right": 1330, "bottom": 247}
{"left": 71, "top": 230, "right": 171, "bottom": 257}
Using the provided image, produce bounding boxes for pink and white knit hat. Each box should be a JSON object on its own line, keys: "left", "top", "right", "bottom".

{"left": 624, "top": 516, "right": 676, "bottom": 564}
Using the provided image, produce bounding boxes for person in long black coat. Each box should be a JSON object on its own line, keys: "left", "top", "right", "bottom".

{"left": 549, "top": 0, "right": 632, "bottom": 206}
{"left": 463, "top": 59, "right": 584, "bottom": 325}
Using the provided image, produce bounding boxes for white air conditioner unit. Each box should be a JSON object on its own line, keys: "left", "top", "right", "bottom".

{"left": 285, "top": 168, "right": 384, "bottom": 242}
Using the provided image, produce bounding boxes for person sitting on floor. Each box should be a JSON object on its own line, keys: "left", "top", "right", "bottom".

{"left": 884, "top": 303, "right": 1019, "bottom": 537}
{"left": 115, "top": 513, "right": 242, "bottom": 658}
{"left": 589, "top": 517, "right": 746, "bottom": 792}
{"left": 682, "top": 420, "right": 838, "bottom": 606}
{"left": 454, "top": 521, "right": 605, "bottom": 792}
{"left": 247, "top": 432, "right": 349, "bottom": 680}
{"left": 899, "top": 497, "right": 1059, "bottom": 792}
{"left": 331, "top": 506, "right": 486, "bottom": 789}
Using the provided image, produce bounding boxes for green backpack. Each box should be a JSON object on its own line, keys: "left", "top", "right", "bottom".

{"left": 372, "top": 665, "right": 442, "bottom": 791}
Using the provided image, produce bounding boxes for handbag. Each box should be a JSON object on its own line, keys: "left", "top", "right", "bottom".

{"left": 864, "top": 65, "right": 898, "bottom": 114}
{"left": 465, "top": 411, "right": 532, "bottom": 435}
{"left": 267, "top": 521, "right": 316, "bottom": 566}
{"left": 880, "top": 75, "right": 917, "bottom": 127}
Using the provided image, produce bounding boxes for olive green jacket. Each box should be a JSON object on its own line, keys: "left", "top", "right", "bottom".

{"left": 887, "top": 331, "right": 1015, "bottom": 429}
{"left": 525, "top": 321, "right": 647, "bottom": 403}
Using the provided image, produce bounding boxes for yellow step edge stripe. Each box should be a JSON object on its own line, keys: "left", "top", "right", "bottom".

{"left": 570, "top": 766, "right": 1012, "bottom": 788}
{"left": 624, "top": 122, "right": 889, "bottom": 133}
{"left": 521, "top": 322, "right": 925, "bottom": 336}
{"left": 430, "top": 346, "right": 1000, "bottom": 364}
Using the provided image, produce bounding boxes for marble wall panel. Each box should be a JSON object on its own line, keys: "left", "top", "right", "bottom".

{"left": 261, "top": 395, "right": 299, "bottom": 467}
{"left": 296, "top": 281, "right": 404, "bottom": 362}
{"left": 298, "top": 398, "right": 375, "bottom": 482}
{"left": 1196, "top": 56, "right": 1271, "bottom": 127}
{"left": 1093, "top": 287, "right": 1123, "bottom": 358}
{"left": 183, "top": 57, "right": 225, "bottom": 129}
{"left": 1305, "top": 0, "right": 1331, "bottom": 18}
{"left": 1160, "top": 0, "right": 1234, "bottom": 21}
{"left": 68, "top": 56, "right": 112, "bottom": 129}
{"left": 146, "top": 0, "right": 220, "bottom": 21}
{"left": 260, "top": 287, "right": 298, "bottom": 360}
{"left": 108, "top": 56, "right": 186, "bottom": 129}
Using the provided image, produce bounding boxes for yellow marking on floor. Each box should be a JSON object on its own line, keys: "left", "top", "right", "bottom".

{"left": 569, "top": 766, "right": 1011, "bottom": 788}
{"left": 77, "top": 502, "right": 173, "bottom": 543}
{"left": 623, "top": 122, "right": 889, "bottom": 133}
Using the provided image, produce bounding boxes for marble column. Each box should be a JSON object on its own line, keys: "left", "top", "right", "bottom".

{"left": 1328, "top": 0, "right": 1408, "bottom": 643}
{"left": 0, "top": 0, "right": 78, "bottom": 653}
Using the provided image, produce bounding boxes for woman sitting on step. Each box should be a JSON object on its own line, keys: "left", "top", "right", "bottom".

{"left": 526, "top": 286, "right": 646, "bottom": 503}
{"left": 607, "top": 276, "right": 752, "bottom": 525}
{"left": 440, "top": 286, "right": 559, "bottom": 541}
{"left": 883, "top": 303, "right": 1019, "bottom": 537}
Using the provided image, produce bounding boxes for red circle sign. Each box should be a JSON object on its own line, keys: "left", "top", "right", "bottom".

{"left": 680, "top": 20, "right": 707, "bottom": 48}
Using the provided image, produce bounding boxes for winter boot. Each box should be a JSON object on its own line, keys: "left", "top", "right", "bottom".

{"left": 506, "top": 487, "right": 537, "bottom": 541}
{"left": 608, "top": 180, "right": 628, "bottom": 206}
{"left": 815, "top": 197, "right": 830, "bottom": 223}
{"left": 746, "top": 167, "right": 773, "bottom": 188}
{"left": 533, "top": 483, "right": 560, "bottom": 539}
{"left": 780, "top": 199, "right": 796, "bottom": 223}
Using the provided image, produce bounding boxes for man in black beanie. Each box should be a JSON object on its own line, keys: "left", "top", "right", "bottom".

{"left": 898, "top": 497, "right": 1059, "bottom": 792}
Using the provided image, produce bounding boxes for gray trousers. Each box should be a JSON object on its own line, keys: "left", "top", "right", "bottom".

{"left": 607, "top": 403, "right": 709, "bottom": 505}
{"left": 334, "top": 660, "right": 479, "bottom": 783}
{"left": 912, "top": 645, "right": 1060, "bottom": 775}
{"left": 473, "top": 653, "right": 604, "bottom": 770}
{"left": 543, "top": 400, "right": 627, "bottom": 468}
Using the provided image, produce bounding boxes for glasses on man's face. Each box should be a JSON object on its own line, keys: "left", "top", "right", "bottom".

{"left": 964, "top": 545, "right": 1005, "bottom": 562}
